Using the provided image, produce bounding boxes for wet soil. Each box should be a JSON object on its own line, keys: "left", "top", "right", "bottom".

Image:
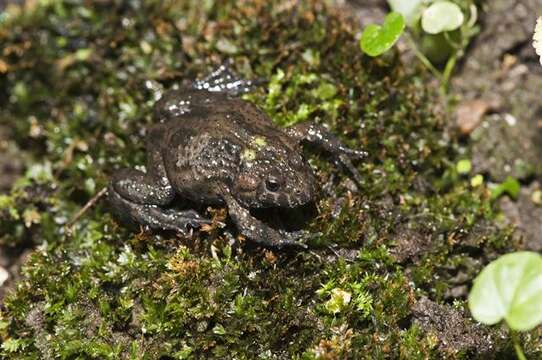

{"left": 342, "top": 0, "right": 542, "bottom": 355}
{"left": 412, "top": 296, "right": 505, "bottom": 357}
{"left": 453, "top": 0, "right": 542, "bottom": 251}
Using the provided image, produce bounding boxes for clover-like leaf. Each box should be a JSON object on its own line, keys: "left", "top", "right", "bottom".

{"left": 360, "top": 12, "right": 405, "bottom": 57}
{"left": 421, "top": 1, "right": 464, "bottom": 35}
{"left": 388, "top": 0, "right": 424, "bottom": 27}
{"left": 468, "top": 252, "right": 542, "bottom": 331}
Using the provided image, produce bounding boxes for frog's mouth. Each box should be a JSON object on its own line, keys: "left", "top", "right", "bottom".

{"left": 249, "top": 203, "right": 317, "bottom": 232}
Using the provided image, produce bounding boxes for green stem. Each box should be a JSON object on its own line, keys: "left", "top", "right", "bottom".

{"left": 440, "top": 51, "right": 457, "bottom": 94}
{"left": 404, "top": 33, "right": 443, "bottom": 82}
{"left": 511, "top": 330, "right": 527, "bottom": 360}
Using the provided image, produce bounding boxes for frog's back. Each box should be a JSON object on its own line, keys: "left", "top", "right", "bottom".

{"left": 156, "top": 89, "right": 294, "bottom": 150}
{"left": 155, "top": 89, "right": 270, "bottom": 127}
{"left": 155, "top": 89, "right": 297, "bottom": 204}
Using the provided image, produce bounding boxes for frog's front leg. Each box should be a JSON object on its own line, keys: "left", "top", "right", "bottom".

{"left": 285, "top": 122, "right": 366, "bottom": 185}
{"left": 108, "top": 138, "right": 210, "bottom": 234}
{"left": 222, "top": 192, "right": 308, "bottom": 249}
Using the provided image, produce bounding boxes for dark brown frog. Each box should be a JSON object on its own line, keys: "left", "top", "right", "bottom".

{"left": 108, "top": 66, "right": 364, "bottom": 248}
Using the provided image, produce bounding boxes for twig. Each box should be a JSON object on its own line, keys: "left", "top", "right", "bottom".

{"left": 65, "top": 187, "right": 108, "bottom": 231}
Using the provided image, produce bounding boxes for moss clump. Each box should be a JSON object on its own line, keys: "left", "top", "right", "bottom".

{"left": 0, "top": 0, "right": 538, "bottom": 358}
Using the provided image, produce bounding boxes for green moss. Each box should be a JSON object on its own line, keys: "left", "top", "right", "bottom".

{"left": 0, "top": 0, "right": 539, "bottom": 358}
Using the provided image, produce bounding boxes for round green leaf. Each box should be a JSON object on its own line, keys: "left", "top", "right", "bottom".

{"left": 360, "top": 12, "right": 405, "bottom": 57}
{"left": 468, "top": 252, "right": 542, "bottom": 331}
{"left": 388, "top": 0, "right": 424, "bottom": 27}
{"left": 421, "top": 1, "right": 465, "bottom": 35}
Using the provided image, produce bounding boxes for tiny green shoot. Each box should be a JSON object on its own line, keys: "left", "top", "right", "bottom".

{"left": 386, "top": 0, "right": 479, "bottom": 93}
{"left": 360, "top": 12, "right": 405, "bottom": 57}
{"left": 468, "top": 252, "right": 542, "bottom": 360}
{"left": 490, "top": 176, "right": 521, "bottom": 200}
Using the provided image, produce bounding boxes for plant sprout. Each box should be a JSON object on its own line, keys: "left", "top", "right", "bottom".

{"left": 387, "top": 0, "right": 479, "bottom": 93}
{"left": 490, "top": 176, "right": 521, "bottom": 200}
{"left": 468, "top": 252, "right": 542, "bottom": 360}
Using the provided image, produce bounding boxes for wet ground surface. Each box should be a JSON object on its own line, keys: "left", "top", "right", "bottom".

{"left": 344, "top": 0, "right": 542, "bottom": 250}
{"left": 342, "top": 0, "right": 542, "bottom": 353}
{"left": 453, "top": 0, "right": 542, "bottom": 251}
{"left": 412, "top": 296, "right": 504, "bottom": 356}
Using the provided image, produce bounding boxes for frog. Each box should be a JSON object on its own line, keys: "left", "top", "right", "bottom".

{"left": 108, "top": 65, "right": 365, "bottom": 249}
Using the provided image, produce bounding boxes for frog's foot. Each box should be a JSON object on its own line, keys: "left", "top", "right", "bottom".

{"left": 268, "top": 229, "right": 323, "bottom": 250}
{"left": 285, "top": 122, "right": 367, "bottom": 186}
{"left": 108, "top": 187, "right": 211, "bottom": 235}
{"left": 335, "top": 152, "right": 365, "bottom": 186}
{"left": 223, "top": 192, "right": 313, "bottom": 250}
{"left": 193, "top": 61, "right": 259, "bottom": 96}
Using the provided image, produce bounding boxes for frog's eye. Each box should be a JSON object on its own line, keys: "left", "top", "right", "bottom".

{"left": 265, "top": 177, "right": 281, "bottom": 192}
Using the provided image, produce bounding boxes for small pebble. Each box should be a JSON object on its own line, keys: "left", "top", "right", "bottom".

{"left": 456, "top": 99, "right": 490, "bottom": 135}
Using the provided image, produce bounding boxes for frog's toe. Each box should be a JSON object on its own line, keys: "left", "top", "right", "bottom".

{"left": 345, "top": 148, "right": 368, "bottom": 160}
{"left": 273, "top": 229, "right": 320, "bottom": 250}
{"left": 250, "top": 228, "right": 306, "bottom": 250}
{"left": 276, "top": 239, "right": 308, "bottom": 250}
{"left": 170, "top": 210, "right": 212, "bottom": 232}
{"left": 337, "top": 154, "right": 363, "bottom": 185}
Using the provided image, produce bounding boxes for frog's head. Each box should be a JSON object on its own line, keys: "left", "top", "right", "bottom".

{"left": 234, "top": 150, "right": 316, "bottom": 209}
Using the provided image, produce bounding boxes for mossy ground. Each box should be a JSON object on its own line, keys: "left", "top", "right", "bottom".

{"left": 0, "top": 0, "right": 539, "bottom": 358}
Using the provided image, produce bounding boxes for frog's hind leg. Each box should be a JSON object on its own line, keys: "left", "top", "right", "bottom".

{"left": 193, "top": 61, "right": 261, "bottom": 96}
{"left": 108, "top": 185, "right": 211, "bottom": 234}
{"left": 108, "top": 146, "right": 211, "bottom": 234}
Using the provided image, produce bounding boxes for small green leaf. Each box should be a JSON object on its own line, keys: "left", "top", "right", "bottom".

{"left": 470, "top": 174, "right": 484, "bottom": 187}
{"left": 421, "top": 1, "right": 464, "bottom": 35}
{"left": 491, "top": 176, "right": 521, "bottom": 200}
{"left": 456, "top": 159, "right": 472, "bottom": 174}
{"left": 212, "top": 324, "right": 226, "bottom": 335}
{"left": 313, "top": 82, "right": 337, "bottom": 100}
{"left": 1, "top": 338, "right": 23, "bottom": 352}
{"left": 360, "top": 12, "right": 405, "bottom": 57}
{"left": 387, "top": 0, "right": 424, "bottom": 27}
{"left": 325, "top": 288, "right": 351, "bottom": 314}
{"left": 74, "top": 48, "right": 93, "bottom": 61}
{"left": 468, "top": 252, "right": 542, "bottom": 331}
